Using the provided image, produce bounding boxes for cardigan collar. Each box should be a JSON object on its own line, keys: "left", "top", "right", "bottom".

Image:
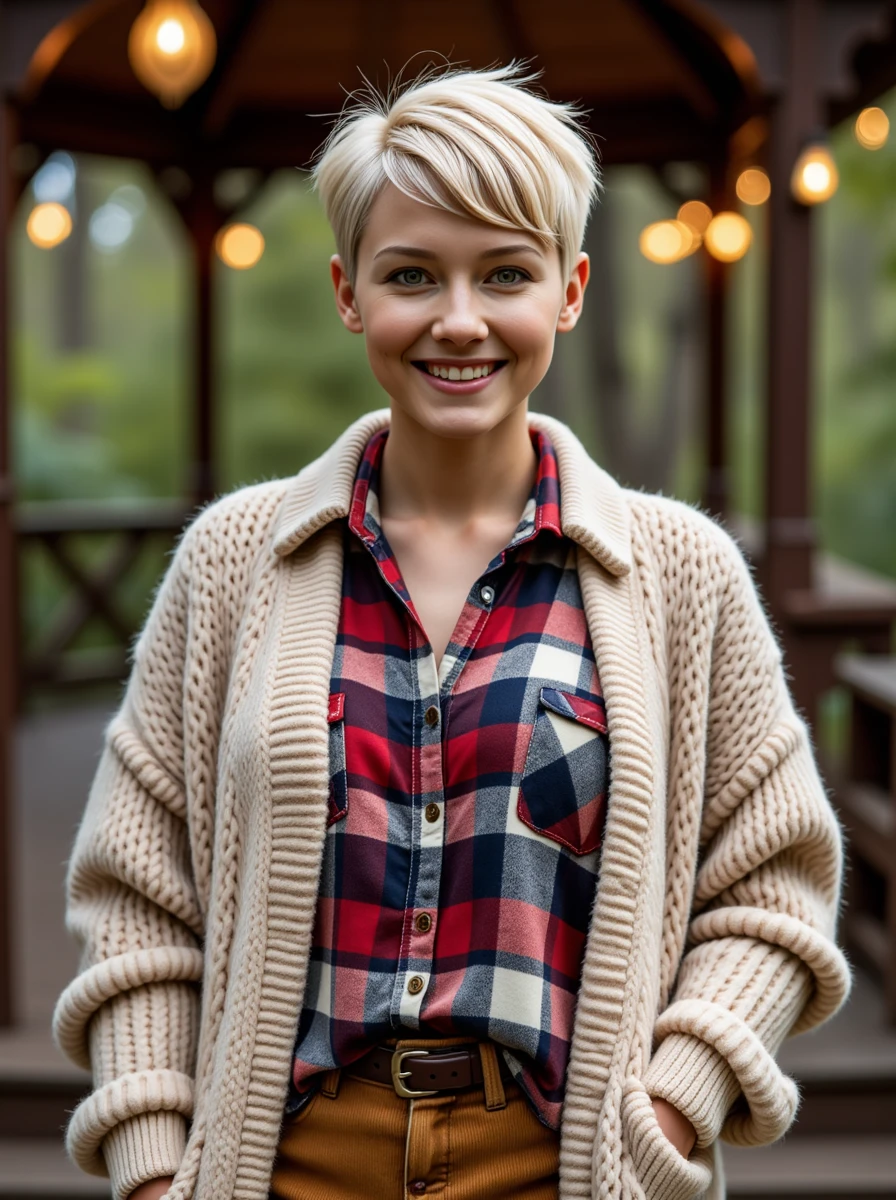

{"left": 271, "top": 407, "right": 632, "bottom": 578}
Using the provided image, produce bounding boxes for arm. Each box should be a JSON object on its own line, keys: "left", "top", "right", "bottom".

{"left": 642, "top": 530, "right": 851, "bottom": 1151}
{"left": 53, "top": 527, "right": 205, "bottom": 1200}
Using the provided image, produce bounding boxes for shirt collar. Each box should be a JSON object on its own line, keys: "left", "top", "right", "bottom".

{"left": 271, "top": 408, "right": 632, "bottom": 578}
{"left": 346, "top": 425, "right": 563, "bottom": 556}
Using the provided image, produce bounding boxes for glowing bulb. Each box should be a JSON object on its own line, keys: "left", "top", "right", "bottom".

{"left": 216, "top": 223, "right": 265, "bottom": 269}
{"left": 855, "top": 107, "right": 889, "bottom": 150}
{"left": 128, "top": 1, "right": 217, "bottom": 109}
{"left": 26, "top": 202, "right": 73, "bottom": 248}
{"left": 736, "top": 168, "right": 771, "bottom": 206}
{"left": 790, "top": 144, "right": 839, "bottom": 205}
{"left": 156, "top": 18, "right": 186, "bottom": 54}
{"left": 639, "top": 220, "right": 700, "bottom": 264}
{"left": 704, "top": 212, "right": 752, "bottom": 262}
{"left": 677, "top": 201, "right": 712, "bottom": 234}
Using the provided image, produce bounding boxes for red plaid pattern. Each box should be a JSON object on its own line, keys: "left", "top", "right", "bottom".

{"left": 287, "top": 427, "right": 608, "bottom": 1130}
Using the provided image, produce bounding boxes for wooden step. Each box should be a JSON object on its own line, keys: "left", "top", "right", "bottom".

{"left": 724, "top": 1135, "right": 896, "bottom": 1198}
{"left": 0, "top": 1139, "right": 109, "bottom": 1198}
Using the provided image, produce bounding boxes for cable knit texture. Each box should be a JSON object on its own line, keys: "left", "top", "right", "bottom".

{"left": 53, "top": 409, "right": 850, "bottom": 1200}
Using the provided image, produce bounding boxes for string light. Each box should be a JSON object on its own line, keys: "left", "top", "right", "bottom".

{"left": 639, "top": 220, "right": 699, "bottom": 264}
{"left": 704, "top": 213, "right": 752, "bottom": 262}
{"left": 216, "top": 223, "right": 265, "bottom": 269}
{"left": 854, "top": 107, "right": 889, "bottom": 150}
{"left": 26, "top": 202, "right": 73, "bottom": 248}
{"left": 128, "top": 1, "right": 217, "bottom": 109}
{"left": 677, "top": 201, "right": 712, "bottom": 235}
{"left": 736, "top": 168, "right": 771, "bottom": 206}
{"left": 790, "top": 144, "right": 839, "bottom": 205}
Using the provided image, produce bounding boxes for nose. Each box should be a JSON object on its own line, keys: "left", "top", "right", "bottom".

{"left": 430, "top": 281, "right": 488, "bottom": 346}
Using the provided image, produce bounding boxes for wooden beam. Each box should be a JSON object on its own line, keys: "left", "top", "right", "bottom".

{"left": 0, "top": 99, "right": 18, "bottom": 1028}
{"left": 181, "top": 0, "right": 268, "bottom": 140}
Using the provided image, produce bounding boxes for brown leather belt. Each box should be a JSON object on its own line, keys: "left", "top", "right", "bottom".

{"left": 345, "top": 1043, "right": 513, "bottom": 1098}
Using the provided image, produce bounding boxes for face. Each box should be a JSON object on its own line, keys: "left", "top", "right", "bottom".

{"left": 330, "top": 183, "right": 589, "bottom": 440}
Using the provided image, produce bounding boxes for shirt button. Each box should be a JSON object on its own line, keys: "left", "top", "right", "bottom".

{"left": 480, "top": 585, "right": 495, "bottom": 605}
{"left": 410, "top": 1182, "right": 427, "bottom": 1195}
{"left": 424, "top": 802, "right": 440, "bottom": 823}
{"left": 407, "top": 975, "right": 425, "bottom": 995}
{"left": 415, "top": 912, "right": 432, "bottom": 933}
{"left": 424, "top": 705, "right": 440, "bottom": 727}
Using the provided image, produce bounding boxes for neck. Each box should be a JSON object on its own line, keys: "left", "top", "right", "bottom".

{"left": 379, "top": 404, "right": 538, "bottom": 529}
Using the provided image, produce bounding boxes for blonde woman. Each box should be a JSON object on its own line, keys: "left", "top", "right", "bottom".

{"left": 54, "top": 65, "right": 850, "bottom": 1200}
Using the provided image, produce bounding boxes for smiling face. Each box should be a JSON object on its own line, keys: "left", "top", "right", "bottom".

{"left": 330, "top": 184, "right": 589, "bottom": 440}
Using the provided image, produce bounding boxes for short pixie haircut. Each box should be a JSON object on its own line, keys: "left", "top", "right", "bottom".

{"left": 311, "top": 63, "right": 601, "bottom": 283}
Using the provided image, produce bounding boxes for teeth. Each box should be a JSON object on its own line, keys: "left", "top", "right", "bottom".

{"left": 426, "top": 363, "right": 495, "bottom": 380}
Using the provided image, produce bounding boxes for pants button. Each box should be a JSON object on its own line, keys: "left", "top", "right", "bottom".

{"left": 410, "top": 1182, "right": 427, "bottom": 1195}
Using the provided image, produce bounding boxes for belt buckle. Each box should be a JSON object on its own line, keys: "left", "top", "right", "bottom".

{"left": 391, "top": 1048, "right": 438, "bottom": 1098}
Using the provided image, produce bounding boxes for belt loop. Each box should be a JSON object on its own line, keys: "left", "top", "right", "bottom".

{"left": 320, "top": 1067, "right": 341, "bottom": 1099}
{"left": 479, "top": 1042, "right": 507, "bottom": 1111}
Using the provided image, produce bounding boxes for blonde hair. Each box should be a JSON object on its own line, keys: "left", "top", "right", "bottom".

{"left": 311, "top": 63, "right": 601, "bottom": 282}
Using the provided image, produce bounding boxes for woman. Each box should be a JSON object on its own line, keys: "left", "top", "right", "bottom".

{"left": 54, "top": 65, "right": 850, "bottom": 1200}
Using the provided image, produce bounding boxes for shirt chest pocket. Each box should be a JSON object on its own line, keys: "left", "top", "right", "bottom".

{"left": 518, "top": 686, "right": 609, "bottom": 856}
{"left": 327, "top": 691, "right": 348, "bottom": 826}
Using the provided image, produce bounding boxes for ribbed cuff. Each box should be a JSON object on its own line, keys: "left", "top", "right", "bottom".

{"left": 102, "top": 1111, "right": 186, "bottom": 1200}
{"left": 643, "top": 1033, "right": 741, "bottom": 1148}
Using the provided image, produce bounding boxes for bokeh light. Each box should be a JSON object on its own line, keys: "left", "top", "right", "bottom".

{"left": 704, "top": 212, "right": 752, "bottom": 262}
{"left": 639, "top": 220, "right": 700, "bottom": 264}
{"left": 216, "top": 223, "right": 265, "bottom": 269}
{"left": 677, "top": 200, "right": 712, "bottom": 234}
{"left": 128, "top": 1, "right": 217, "bottom": 109}
{"left": 26, "top": 202, "right": 73, "bottom": 249}
{"left": 855, "top": 107, "right": 890, "bottom": 151}
{"left": 736, "top": 168, "right": 771, "bottom": 206}
{"left": 791, "top": 144, "right": 839, "bottom": 205}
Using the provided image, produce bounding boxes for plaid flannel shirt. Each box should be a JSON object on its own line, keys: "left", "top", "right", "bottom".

{"left": 287, "top": 426, "right": 608, "bottom": 1129}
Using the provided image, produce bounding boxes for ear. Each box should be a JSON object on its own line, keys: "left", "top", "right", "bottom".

{"left": 330, "top": 255, "right": 364, "bottom": 333}
{"left": 557, "top": 252, "right": 590, "bottom": 333}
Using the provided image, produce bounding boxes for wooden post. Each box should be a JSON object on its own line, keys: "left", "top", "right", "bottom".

{"left": 186, "top": 171, "right": 219, "bottom": 507}
{"left": 0, "top": 99, "right": 17, "bottom": 1028}
{"left": 703, "top": 158, "right": 732, "bottom": 519}
{"left": 762, "top": 0, "right": 820, "bottom": 612}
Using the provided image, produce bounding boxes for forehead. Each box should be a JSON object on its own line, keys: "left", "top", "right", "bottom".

{"left": 358, "top": 183, "right": 547, "bottom": 262}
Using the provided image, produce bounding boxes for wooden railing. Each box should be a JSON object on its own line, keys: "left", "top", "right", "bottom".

{"left": 835, "top": 654, "right": 896, "bottom": 1022}
{"left": 13, "top": 500, "right": 192, "bottom": 702}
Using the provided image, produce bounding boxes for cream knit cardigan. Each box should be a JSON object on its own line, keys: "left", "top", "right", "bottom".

{"left": 54, "top": 409, "right": 850, "bottom": 1200}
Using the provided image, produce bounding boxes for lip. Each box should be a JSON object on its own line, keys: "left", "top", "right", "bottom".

{"left": 412, "top": 360, "right": 507, "bottom": 395}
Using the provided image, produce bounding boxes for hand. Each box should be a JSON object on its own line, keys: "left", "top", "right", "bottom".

{"left": 127, "top": 1177, "right": 175, "bottom": 1200}
{"left": 651, "top": 1098, "right": 697, "bottom": 1158}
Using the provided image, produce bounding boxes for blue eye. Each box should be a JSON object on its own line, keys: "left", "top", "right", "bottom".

{"left": 490, "top": 268, "right": 527, "bottom": 285}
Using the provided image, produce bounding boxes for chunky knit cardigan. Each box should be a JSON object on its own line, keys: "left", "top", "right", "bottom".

{"left": 54, "top": 409, "right": 850, "bottom": 1200}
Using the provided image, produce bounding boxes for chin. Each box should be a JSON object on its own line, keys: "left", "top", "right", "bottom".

{"left": 394, "top": 392, "right": 524, "bottom": 441}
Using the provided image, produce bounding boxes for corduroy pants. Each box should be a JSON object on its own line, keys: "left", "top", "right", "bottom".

{"left": 270, "top": 1035, "right": 561, "bottom": 1199}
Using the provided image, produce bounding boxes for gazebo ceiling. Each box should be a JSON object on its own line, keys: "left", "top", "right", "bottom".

{"left": 14, "top": 0, "right": 761, "bottom": 169}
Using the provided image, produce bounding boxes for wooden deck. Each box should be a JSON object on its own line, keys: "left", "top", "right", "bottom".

{"left": 2, "top": 702, "right": 896, "bottom": 1197}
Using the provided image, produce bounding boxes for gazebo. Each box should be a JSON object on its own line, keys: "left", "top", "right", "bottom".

{"left": 1, "top": 0, "right": 896, "bottom": 1037}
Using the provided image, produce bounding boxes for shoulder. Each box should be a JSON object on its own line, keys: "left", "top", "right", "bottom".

{"left": 621, "top": 488, "right": 754, "bottom": 590}
{"left": 174, "top": 477, "right": 293, "bottom": 564}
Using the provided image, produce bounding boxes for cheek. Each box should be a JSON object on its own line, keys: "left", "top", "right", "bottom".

{"left": 496, "top": 303, "right": 558, "bottom": 362}
{"left": 362, "top": 302, "right": 421, "bottom": 362}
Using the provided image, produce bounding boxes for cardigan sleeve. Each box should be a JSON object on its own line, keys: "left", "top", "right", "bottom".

{"left": 642, "top": 527, "right": 851, "bottom": 1150}
{"left": 52, "top": 524, "right": 205, "bottom": 1200}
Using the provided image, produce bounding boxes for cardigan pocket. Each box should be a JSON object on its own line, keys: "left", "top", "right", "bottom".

{"left": 621, "top": 1078, "right": 714, "bottom": 1200}
{"left": 327, "top": 692, "right": 348, "bottom": 826}
{"left": 517, "top": 686, "right": 608, "bottom": 856}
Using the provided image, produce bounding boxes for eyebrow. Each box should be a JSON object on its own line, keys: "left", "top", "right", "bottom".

{"left": 373, "top": 243, "right": 543, "bottom": 261}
